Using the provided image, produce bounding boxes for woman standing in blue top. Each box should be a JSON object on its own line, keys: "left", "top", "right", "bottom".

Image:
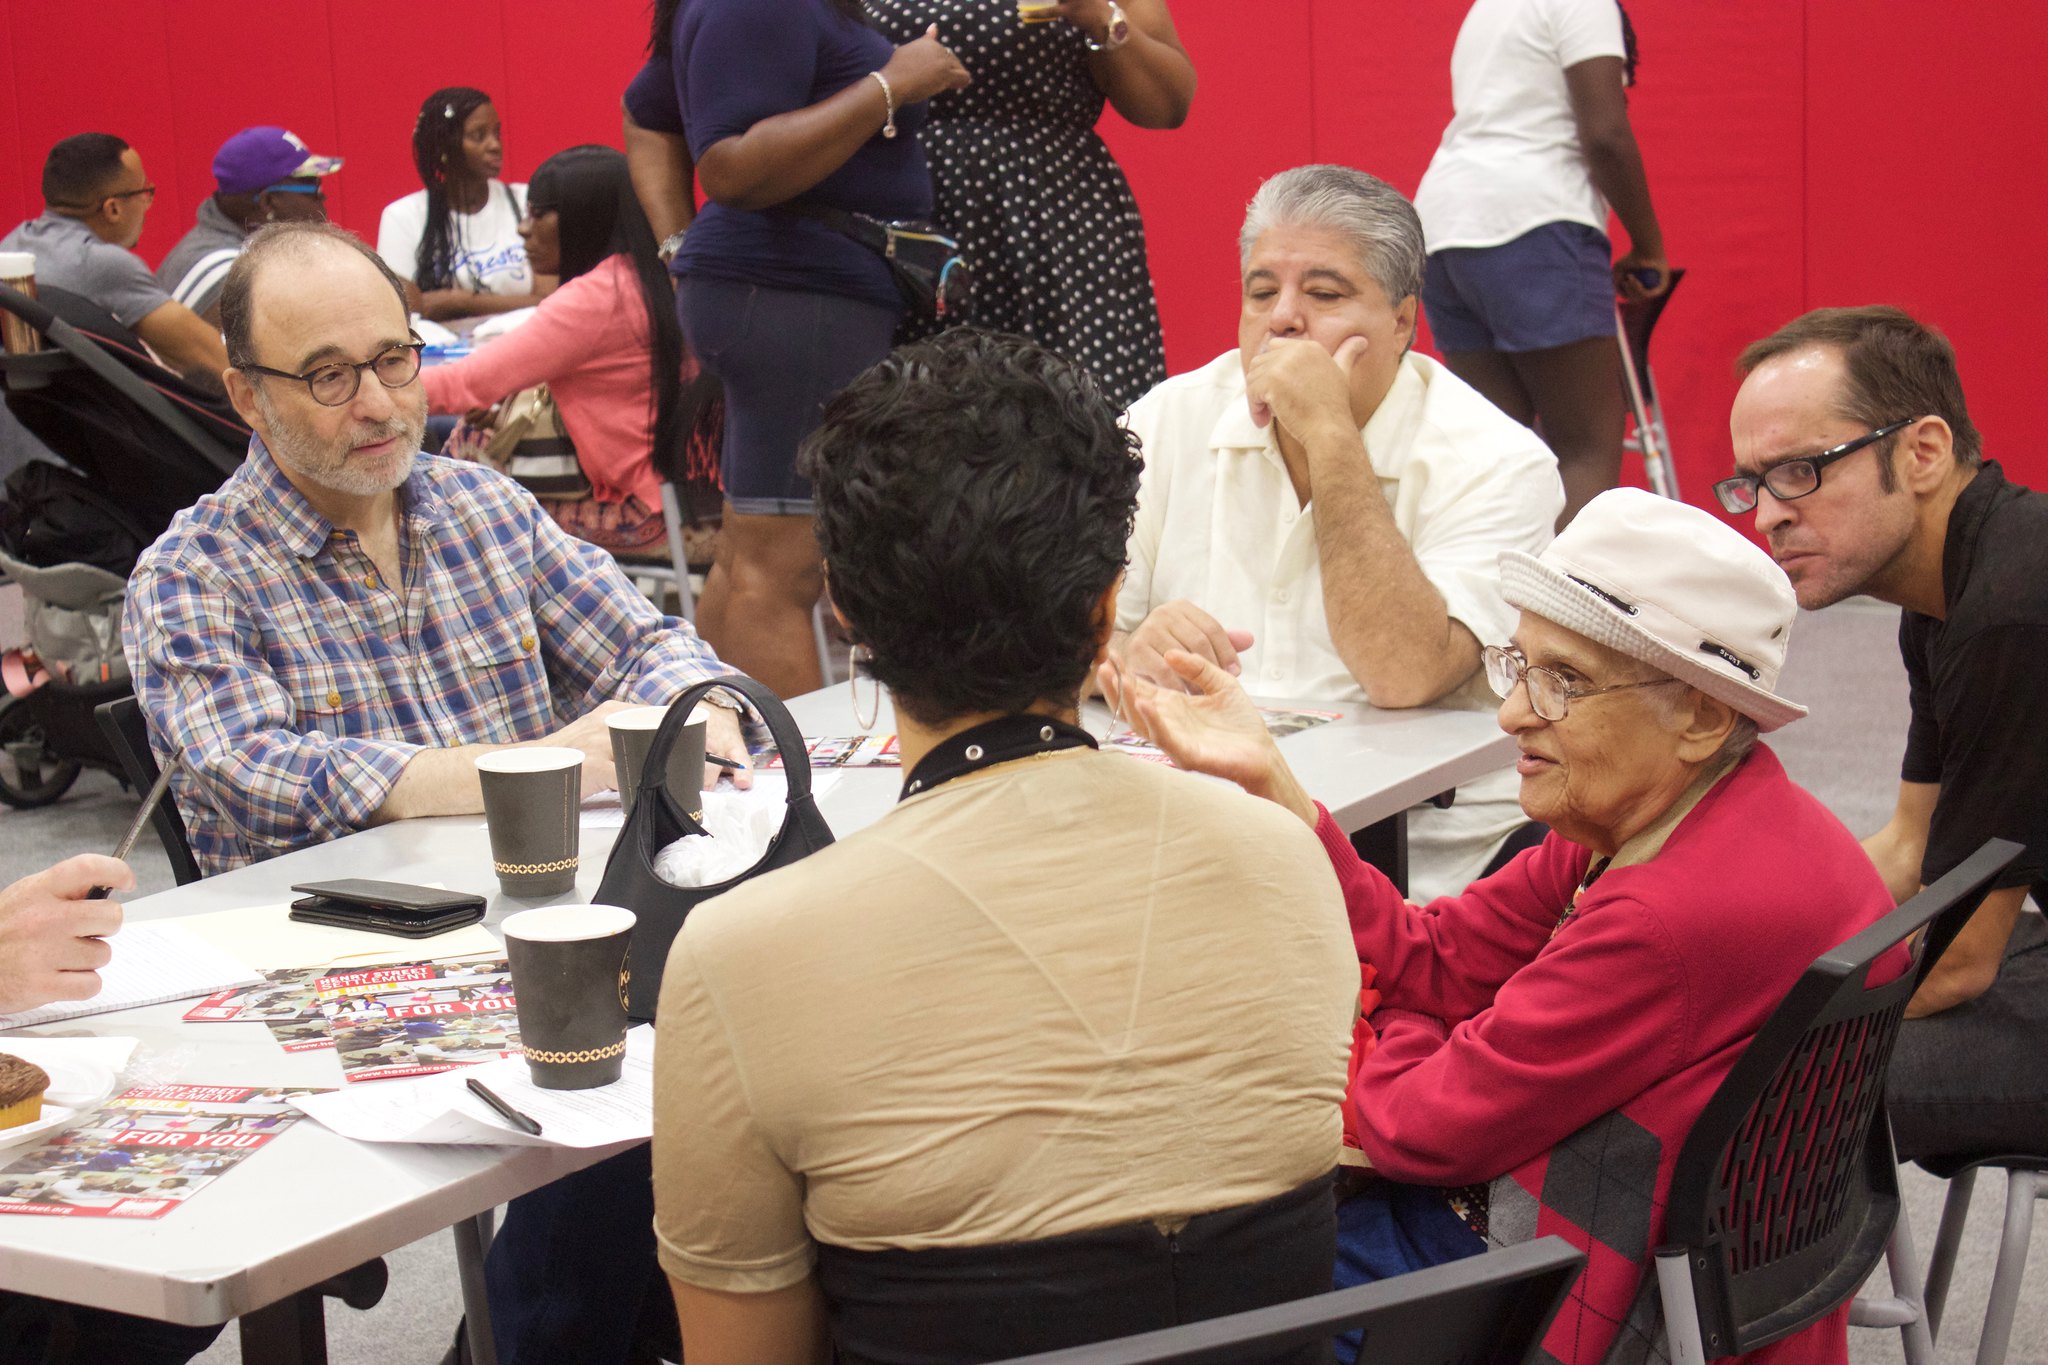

{"left": 625, "top": 0, "right": 969, "bottom": 699}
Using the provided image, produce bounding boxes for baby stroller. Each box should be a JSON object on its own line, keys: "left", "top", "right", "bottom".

{"left": 0, "top": 281, "right": 246, "bottom": 806}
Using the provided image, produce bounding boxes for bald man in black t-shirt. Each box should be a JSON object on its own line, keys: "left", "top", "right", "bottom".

{"left": 1725, "top": 305, "right": 2048, "bottom": 1162}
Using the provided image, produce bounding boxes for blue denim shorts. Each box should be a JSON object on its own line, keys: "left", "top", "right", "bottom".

{"left": 1423, "top": 221, "right": 1616, "bottom": 354}
{"left": 677, "top": 276, "right": 898, "bottom": 517}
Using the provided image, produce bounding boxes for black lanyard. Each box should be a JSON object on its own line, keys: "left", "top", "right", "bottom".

{"left": 899, "top": 715, "right": 1097, "bottom": 801}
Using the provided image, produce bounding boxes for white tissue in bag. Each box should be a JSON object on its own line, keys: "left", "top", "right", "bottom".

{"left": 653, "top": 787, "right": 785, "bottom": 887}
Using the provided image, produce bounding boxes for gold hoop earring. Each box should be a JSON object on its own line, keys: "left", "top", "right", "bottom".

{"left": 849, "top": 644, "right": 880, "bottom": 732}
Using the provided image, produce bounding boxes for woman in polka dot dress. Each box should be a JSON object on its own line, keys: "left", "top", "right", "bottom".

{"left": 869, "top": 0, "right": 1194, "bottom": 407}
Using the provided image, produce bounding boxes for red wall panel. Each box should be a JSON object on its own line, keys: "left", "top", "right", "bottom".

{"left": 1619, "top": 0, "right": 1807, "bottom": 508}
{"left": 1, "top": 0, "right": 2040, "bottom": 497}
{"left": 1803, "top": 0, "right": 2048, "bottom": 488}
{"left": 1100, "top": 0, "right": 1316, "bottom": 376}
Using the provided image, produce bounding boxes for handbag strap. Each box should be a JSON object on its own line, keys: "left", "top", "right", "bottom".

{"left": 635, "top": 674, "right": 817, "bottom": 807}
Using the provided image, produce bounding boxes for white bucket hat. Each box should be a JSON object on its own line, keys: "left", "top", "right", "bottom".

{"left": 1496, "top": 487, "right": 1807, "bottom": 731}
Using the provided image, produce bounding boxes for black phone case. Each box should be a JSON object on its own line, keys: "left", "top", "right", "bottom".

{"left": 287, "top": 896, "right": 486, "bottom": 938}
{"left": 287, "top": 880, "right": 487, "bottom": 915}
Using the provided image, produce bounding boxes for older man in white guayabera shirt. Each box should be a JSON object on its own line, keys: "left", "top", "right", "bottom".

{"left": 1116, "top": 164, "right": 1565, "bottom": 899}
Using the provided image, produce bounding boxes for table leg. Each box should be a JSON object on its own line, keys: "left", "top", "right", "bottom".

{"left": 237, "top": 1288, "right": 328, "bottom": 1365}
{"left": 1349, "top": 810, "right": 1409, "bottom": 897}
{"left": 454, "top": 1211, "right": 500, "bottom": 1365}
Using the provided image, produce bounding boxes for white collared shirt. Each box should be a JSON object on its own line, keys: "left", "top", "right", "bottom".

{"left": 1119, "top": 348, "right": 1564, "bottom": 898}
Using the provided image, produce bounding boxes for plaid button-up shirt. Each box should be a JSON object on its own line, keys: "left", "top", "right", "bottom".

{"left": 124, "top": 442, "right": 730, "bottom": 875}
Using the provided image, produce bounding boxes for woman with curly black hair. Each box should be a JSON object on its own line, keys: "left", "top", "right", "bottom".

{"left": 649, "top": 329, "right": 1356, "bottom": 1365}
{"left": 377, "top": 86, "right": 551, "bottom": 320}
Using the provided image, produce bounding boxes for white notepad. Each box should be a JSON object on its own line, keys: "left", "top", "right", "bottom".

{"left": 0, "top": 922, "right": 263, "bottom": 1029}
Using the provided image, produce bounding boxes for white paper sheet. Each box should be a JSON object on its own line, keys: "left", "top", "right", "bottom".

{"left": 291, "top": 1025, "right": 655, "bottom": 1148}
{"left": 0, "top": 925, "right": 261, "bottom": 1028}
{"left": 172, "top": 902, "right": 504, "bottom": 971}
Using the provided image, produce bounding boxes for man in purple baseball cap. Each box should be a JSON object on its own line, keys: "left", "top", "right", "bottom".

{"left": 157, "top": 127, "right": 342, "bottom": 323}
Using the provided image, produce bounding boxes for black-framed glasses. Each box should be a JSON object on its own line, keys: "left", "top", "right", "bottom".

{"left": 240, "top": 341, "right": 424, "bottom": 407}
{"left": 1713, "top": 418, "right": 1917, "bottom": 514}
{"left": 52, "top": 184, "right": 155, "bottom": 212}
{"left": 1482, "top": 645, "right": 1680, "bottom": 722}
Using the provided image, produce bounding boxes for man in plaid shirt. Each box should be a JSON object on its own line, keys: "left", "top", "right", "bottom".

{"left": 124, "top": 223, "right": 747, "bottom": 880}
{"left": 121, "top": 221, "right": 741, "bottom": 1365}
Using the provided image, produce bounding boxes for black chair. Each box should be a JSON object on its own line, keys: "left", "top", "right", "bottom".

{"left": 1652, "top": 838, "right": 2022, "bottom": 1364}
{"left": 985, "top": 1237, "right": 1582, "bottom": 1365}
{"left": 92, "top": 695, "right": 201, "bottom": 886}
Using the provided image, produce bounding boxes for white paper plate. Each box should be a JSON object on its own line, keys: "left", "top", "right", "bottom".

{"left": 0, "top": 1103, "right": 78, "bottom": 1150}
{"left": 38, "top": 1058, "right": 115, "bottom": 1109}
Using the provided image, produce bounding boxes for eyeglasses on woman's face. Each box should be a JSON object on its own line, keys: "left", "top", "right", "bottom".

{"left": 1482, "top": 644, "right": 1679, "bottom": 722}
{"left": 239, "top": 340, "right": 425, "bottom": 407}
{"left": 1712, "top": 418, "right": 1917, "bottom": 515}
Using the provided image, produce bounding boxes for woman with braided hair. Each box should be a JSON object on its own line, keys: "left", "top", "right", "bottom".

{"left": 376, "top": 86, "right": 552, "bottom": 320}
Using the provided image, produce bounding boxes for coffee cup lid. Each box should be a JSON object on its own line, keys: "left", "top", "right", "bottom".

{"left": 475, "top": 746, "right": 583, "bottom": 774}
{"left": 0, "top": 252, "right": 36, "bottom": 276}
{"left": 606, "top": 704, "right": 707, "bottom": 731}
{"left": 503, "top": 903, "right": 635, "bottom": 942}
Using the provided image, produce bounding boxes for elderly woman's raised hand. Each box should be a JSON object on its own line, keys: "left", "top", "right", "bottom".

{"left": 1101, "top": 649, "right": 1320, "bottom": 826}
{"left": 882, "top": 24, "right": 973, "bottom": 104}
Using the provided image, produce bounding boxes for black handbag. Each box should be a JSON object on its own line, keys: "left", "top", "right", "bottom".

{"left": 593, "top": 675, "right": 835, "bottom": 1020}
{"left": 786, "top": 203, "right": 972, "bottom": 322}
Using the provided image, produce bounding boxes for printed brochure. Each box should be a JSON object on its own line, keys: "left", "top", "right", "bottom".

{"left": 0, "top": 1084, "right": 317, "bottom": 1220}
{"left": 315, "top": 960, "right": 521, "bottom": 1083}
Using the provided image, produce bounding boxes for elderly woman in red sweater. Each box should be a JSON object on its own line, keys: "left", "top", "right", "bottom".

{"left": 423, "top": 144, "right": 690, "bottom": 557}
{"left": 1109, "top": 487, "right": 1895, "bottom": 1365}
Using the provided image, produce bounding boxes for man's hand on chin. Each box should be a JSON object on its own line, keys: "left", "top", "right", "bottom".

{"left": 1244, "top": 335, "right": 1368, "bottom": 441}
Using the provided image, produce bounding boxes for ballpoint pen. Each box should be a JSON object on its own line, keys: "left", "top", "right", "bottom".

{"left": 87, "top": 758, "right": 179, "bottom": 900}
{"left": 466, "top": 1077, "right": 543, "bottom": 1136}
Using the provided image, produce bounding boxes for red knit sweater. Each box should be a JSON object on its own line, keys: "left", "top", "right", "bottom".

{"left": 1316, "top": 745, "right": 1900, "bottom": 1365}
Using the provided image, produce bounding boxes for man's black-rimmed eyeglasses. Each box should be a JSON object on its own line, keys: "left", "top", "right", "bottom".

{"left": 240, "top": 341, "right": 425, "bottom": 407}
{"left": 1713, "top": 418, "right": 1917, "bottom": 514}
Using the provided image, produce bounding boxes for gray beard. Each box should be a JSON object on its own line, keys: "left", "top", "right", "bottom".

{"left": 257, "top": 388, "right": 425, "bottom": 498}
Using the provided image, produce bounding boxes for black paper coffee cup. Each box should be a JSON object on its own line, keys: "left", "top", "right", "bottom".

{"left": 606, "top": 705, "right": 707, "bottom": 816}
{"left": 502, "top": 904, "right": 635, "bottom": 1089}
{"left": 475, "top": 747, "right": 582, "bottom": 896}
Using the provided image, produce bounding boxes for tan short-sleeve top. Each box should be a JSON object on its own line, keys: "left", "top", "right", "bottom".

{"left": 652, "top": 747, "right": 1357, "bottom": 1293}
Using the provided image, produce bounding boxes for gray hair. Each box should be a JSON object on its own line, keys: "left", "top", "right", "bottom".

{"left": 1238, "top": 165, "right": 1426, "bottom": 304}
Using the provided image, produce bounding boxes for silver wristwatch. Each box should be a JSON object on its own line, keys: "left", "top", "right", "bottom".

{"left": 1086, "top": 1, "right": 1131, "bottom": 51}
{"left": 658, "top": 228, "right": 688, "bottom": 264}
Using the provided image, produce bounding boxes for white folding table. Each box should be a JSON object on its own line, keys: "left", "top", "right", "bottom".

{"left": 0, "top": 684, "right": 1513, "bottom": 1358}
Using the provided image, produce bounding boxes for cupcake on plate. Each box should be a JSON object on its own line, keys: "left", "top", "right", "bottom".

{"left": 0, "top": 1053, "right": 50, "bottom": 1129}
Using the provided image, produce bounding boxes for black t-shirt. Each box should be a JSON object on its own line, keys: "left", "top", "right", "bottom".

{"left": 1899, "top": 460, "right": 2048, "bottom": 895}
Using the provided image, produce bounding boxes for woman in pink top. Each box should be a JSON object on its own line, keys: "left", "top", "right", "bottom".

{"left": 423, "top": 144, "right": 693, "bottom": 555}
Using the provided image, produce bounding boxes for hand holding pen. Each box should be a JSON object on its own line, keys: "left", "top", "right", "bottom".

{"left": 0, "top": 854, "right": 131, "bottom": 1015}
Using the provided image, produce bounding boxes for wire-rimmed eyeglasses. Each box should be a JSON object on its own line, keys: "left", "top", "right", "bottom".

{"left": 1712, "top": 418, "right": 1917, "bottom": 514}
{"left": 1482, "top": 644, "right": 1680, "bottom": 722}
{"left": 240, "top": 340, "right": 425, "bottom": 407}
